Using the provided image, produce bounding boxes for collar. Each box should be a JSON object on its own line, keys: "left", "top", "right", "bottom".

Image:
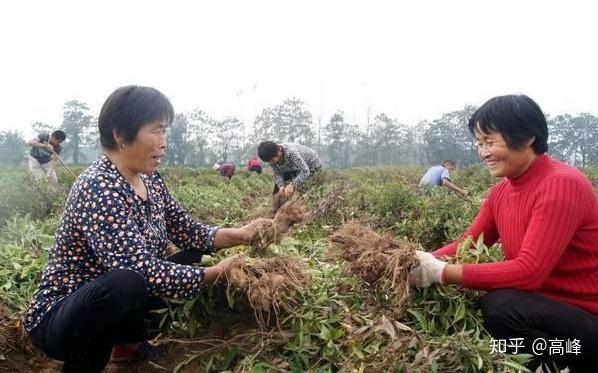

{"left": 508, "top": 154, "right": 550, "bottom": 188}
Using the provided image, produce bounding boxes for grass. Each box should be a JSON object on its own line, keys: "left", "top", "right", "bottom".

{"left": 0, "top": 163, "right": 595, "bottom": 372}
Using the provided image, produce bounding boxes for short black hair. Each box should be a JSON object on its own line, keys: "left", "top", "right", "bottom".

{"left": 443, "top": 159, "right": 456, "bottom": 166}
{"left": 468, "top": 95, "right": 548, "bottom": 154}
{"left": 51, "top": 130, "right": 66, "bottom": 142}
{"left": 257, "top": 141, "right": 279, "bottom": 162}
{"left": 98, "top": 86, "right": 174, "bottom": 150}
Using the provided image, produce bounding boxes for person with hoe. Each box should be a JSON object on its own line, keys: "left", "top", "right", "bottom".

{"left": 28, "top": 129, "right": 67, "bottom": 190}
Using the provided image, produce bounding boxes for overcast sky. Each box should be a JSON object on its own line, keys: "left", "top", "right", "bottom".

{"left": 1, "top": 0, "right": 596, "bottom": 137}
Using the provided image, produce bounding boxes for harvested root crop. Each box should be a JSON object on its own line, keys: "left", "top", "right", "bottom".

{"left": 0, "top": 306, "right": 35, "bottom": 354}
{"left": 249, "top": 199, "right": 305, "bottom": 250}
{"left": 0, "top": 308, "right": 9, "bottom": 353}
{"left": 224, "top": 255, "right": 309, "bottom": 325}
{"left": 272, "top": 191, "right": 290, "bottom": 215}
{"left": 330, "top": 222, "right": 419, "bottom": 312}
{"left": 274, "top": 198, "right": 305, "bottom": 230}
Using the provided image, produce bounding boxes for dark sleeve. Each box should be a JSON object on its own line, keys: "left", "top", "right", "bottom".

{"left": 81, "top": 179, "right": 207, "bottom": 299}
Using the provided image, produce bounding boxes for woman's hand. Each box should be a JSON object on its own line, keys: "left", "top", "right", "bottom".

{"left": 214, "top": 218, "right": 267, "bottom": 249}
{"left": 240, "top": 218, "right": 272, "bottom": 242}
{"left": 213, "top": 217, "right": 280, "bottom": 249}
{"left": 411, "top": 250, "right": 447, "bottom": 288}
{"left": 283, "top": 183, "right": 295, "bottom": 197}
{"left": 203, "top": 254, "right": 241, "bottom": 284}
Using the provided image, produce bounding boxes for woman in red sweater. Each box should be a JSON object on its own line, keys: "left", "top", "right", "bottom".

{"left": 411, "top": 95, "right": 598, "bottom": 372}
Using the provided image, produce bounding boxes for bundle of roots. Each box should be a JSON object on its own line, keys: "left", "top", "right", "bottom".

{"left": 271, "top": 191, "right": 291, "bottom": 215}
{"left": 224, "top": 255, "right": 309, "bottom": 325}
{"left": 330, "top": 222, "right": 419, "bottom": 311}
{"left": 0, "top": 307, "right": 35, "bottom": 355}
{"left": 249, "top": 199, "right": 305, "bottom": 251}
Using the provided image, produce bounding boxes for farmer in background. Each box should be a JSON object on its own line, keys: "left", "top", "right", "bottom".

{"left": 247, "top": 156, "right": 262, "bottom": 175}
{"left": 23, "top": 86, "right": 270, "bottom": 373}
{"left": 419, "top": 159, "right": 468, "bottom": 198}
{"left": 213, "top": 162, "right": 236, "bottom": 183}
{"left": 27, "top": 130, "right": 67, "bottom": 190}
{"left": 410, "top": 95, "right": 598, "bottom": 372}
{"left": 257, "top": 141, "right": 322, "bottom": 197}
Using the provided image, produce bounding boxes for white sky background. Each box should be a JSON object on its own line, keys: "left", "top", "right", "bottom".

{"left": 0, "top": 0, "right": 597, "bottom": 138}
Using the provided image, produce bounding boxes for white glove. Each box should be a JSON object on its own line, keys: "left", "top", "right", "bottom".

{"left": 411, "top": 250, "right": 447, "bottom": 288}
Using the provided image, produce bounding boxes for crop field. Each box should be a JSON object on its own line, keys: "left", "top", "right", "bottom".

{"left": 0, "top": 165, "right": 596, "bottom": 372}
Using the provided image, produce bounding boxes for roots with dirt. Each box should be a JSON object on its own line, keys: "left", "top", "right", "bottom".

{"left": 0, "top": 306, "right": 36, "bottom": 357}
{"left": 224, "top": 255, "right": 309, "bottom": 326}
{"left": 271, "top": 191, "right": 291, "bottom": 215}
{"left": 330, "top": 222, "right": 419, "bottom": 313}
{"left": 249, "top": 199, "right": 305, "bottom": 251}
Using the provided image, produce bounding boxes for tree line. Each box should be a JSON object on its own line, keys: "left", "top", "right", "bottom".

{"left": 1, "top": 99, "right": 597, "bottom": 168}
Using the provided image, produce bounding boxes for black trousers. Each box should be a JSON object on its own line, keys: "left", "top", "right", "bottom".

{"left": 481, "top": 289, "right": 598, "bottom": 373}
{"left": 30, "top": 250, "right": 203, "bottom": 373}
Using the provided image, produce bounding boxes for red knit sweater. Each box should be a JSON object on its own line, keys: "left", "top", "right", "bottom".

{"left": 433, "top": 155, "right": 598, "bottom": 314}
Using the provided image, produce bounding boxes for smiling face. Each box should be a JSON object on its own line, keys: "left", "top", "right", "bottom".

{"left": 119, "top": 119, "right": 168, "bottom": 174}
{"left": 473, "top": 125, "right": 537, "bottom": 179}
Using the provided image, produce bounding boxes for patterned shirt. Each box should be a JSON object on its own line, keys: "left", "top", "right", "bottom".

{"left": 23, "top": 155, "right": 219, "bottom": 332}
{"left": 270, "top": 143, "right": 322, "bottom": 188}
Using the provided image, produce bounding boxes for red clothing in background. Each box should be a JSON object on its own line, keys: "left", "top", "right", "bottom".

{"left": 219, "top": 164, "right": 235, "bottom": 179}
{"left": 247, "top": 159, "right": 262, "bottom": 170}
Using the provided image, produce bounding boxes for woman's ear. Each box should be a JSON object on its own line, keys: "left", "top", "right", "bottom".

{"left": 527, "top": 136, "right": 536, "bottom": 147}
{"left": 113, "top": 129, "right": 124, "bottom": 149}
